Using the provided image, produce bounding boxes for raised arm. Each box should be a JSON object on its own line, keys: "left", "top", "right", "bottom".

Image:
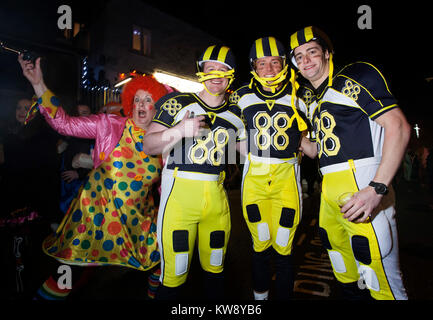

{"left": 18, "top": 54, "right": 103, "bottom": 139}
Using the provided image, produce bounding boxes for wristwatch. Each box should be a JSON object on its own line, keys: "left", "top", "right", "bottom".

{"left": 369, "top": 181, "right": 389, "bottom": 195}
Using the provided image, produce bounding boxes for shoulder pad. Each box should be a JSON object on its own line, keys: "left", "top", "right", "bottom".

{"left": 297, "top": 85, "right": 316, "bottom": 106}
{"left": 333, "top": 62, "right": 398, "bottom": 118}
{"left": 334, "top": 62, "right": 393, "bottom": 96}
{"left": 155, "top": 92, "right": 192, "bottom": 111}
{"left": 229, "top": 85, "right": 253, "bottom": 105}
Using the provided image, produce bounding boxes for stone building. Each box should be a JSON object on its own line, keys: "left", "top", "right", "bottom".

{"left": 0, "top": 0, "right": 221, "bottom": 117}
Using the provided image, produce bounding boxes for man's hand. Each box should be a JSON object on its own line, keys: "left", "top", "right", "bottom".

{"left": 340, "top": 186, "right": 382, "bottom": 223}
{"left": 142, "top": 111, "right": 206, "bottom": 156}
{"left": 176, "top": 110, "right": 206, "bottom": 138}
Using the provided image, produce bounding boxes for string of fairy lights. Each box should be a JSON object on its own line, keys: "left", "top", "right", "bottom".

{"left": 80, "top": 57, "right": 122, "bottom": 109}
{"left": 80, "top": 56, "right": 203, "bottom": 111}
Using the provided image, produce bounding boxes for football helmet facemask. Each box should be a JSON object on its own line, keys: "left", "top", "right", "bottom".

{"left": 196, "top": 45, "right": 236, "bottom": 96}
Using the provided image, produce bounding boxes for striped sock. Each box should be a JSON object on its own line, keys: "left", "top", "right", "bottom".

{"left": 147, "top": 268, "right": 161, "bottom": 299}
{"left": 35, "top": 276, "right": 71, "bottom": 300}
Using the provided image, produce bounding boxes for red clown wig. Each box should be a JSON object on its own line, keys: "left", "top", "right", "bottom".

{"left": 121, "top": 75, "right": 168, "bottom": 117}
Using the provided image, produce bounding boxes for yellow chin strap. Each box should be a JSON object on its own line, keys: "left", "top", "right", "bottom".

{"left": 327, "top": 52, "right": 334, "bottom": 87}
{"left": 288, "top": 52, "right": 334, "bottom": 132}
{"left": 196, "top": 69, "right": 235, "bottom": 96}
{"left": 249, "top": 64, "right": 289, "bottom": 93}
{"left": 289, "top": 68, "right": 308, "bottom": 131}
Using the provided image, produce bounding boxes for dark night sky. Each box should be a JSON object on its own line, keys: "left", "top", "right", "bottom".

{"left": 150, "top": 1, "right": 433, "bottom": 138}
{"left": 2, "top": 0, "right": 432, "bottom": 139}
{"left": 68, "top": 0, "right": 433, "bottom": 84}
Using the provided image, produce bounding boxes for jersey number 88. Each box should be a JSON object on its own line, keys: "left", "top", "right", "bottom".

{"left": 189, "top": 127, "right": 229, "bottom": 166}
{"left": 254, "top": 111, "right": 291, "bottom": 151}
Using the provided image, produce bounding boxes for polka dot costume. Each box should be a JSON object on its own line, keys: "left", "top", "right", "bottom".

{"left": 43, "top": 119, "right": 162, "bottom": 271}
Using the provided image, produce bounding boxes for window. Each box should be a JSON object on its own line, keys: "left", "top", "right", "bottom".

{"left": 132, "top": 25, "right": 151, "bottom": 56}
{"left": 63, "top": 22, "right": 83, "bottom": 39}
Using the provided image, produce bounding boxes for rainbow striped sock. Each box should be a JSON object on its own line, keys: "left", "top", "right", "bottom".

{"left": 147, "top": 268, "right": 161, "bottom": 299}
{"left": 35, "top": 276, "right": 71, "bottom": 300}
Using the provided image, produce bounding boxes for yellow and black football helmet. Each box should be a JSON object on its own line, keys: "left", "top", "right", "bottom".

{"left": 196, "top": 45, "right": 236, "bottom": 96}
{"left": 249, "top": 36, "right": 288, "bottom": 93}
{"left": 249, "top": 36, "right": 307, "bottom": 131}
{"left": 289, "top": 26, "right": 334, "bottom": 86}
{"left": 287, "top": 26, "right": 334, "bottom": 132}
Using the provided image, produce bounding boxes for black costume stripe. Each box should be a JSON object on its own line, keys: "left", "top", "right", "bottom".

{"left": 297, "top": 30, "right": 307, "bottom": 47}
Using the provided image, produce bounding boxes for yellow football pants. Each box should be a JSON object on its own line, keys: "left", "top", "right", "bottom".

{"left": 157, "top": 170, "right": 230, "bottom": 287}
{"left": 241, "top": 155, "right": 302, "bottom": 256}
{"left": 319, "top": 162, "right": 407, "bottom": 300}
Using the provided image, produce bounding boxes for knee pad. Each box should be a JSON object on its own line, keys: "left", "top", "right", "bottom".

{"left": 172, "top": 230, "right": 189, "bottom": 276}
{"left": 276, "top": 208, "right": 296, "bottom": 247}
{"left": 209, "top": 231, "right": 225, "bottom": 267}
{"left": 351, "top": 235, "right": 372, "bottom": 265}
{"left": 279, "top": 208, "right": 295, "bottom": 228}
{"left": 318, "top": 227, "right": 332, "bottom": 250}
{"left": 173, "top": 230, "right": 189, "bottom": 252}
{"left": 275, "top": 228, "right": 290, "bottom": 247}
{"left": 328, "top": 250, "right": 347, "bottom": 273}
{"left": 210, "top": 231, "right": 225, "bottom": 248}
{"left": 257, "top": 223, "right": 270, "bottom": 242}
{"left": 246, "top": 204, "right": 270, "bottom": 242}
{"left": 246, "top": 204, "right": 261, "bottom": 223}
{"left": 318, "top": 228, "right": 347, "bottom": 273}
{"left": 174, "top": 254, "right": 188, "bottom": 276}
{"left": 358, "top": 265, "right": 380, "bottom": 292}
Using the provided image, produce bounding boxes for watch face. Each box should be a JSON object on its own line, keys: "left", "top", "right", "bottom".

{"left": 370, "top": 181, "right": 388, "bottom": 194}
{"left": 376, "top": 184, "right": 386, "bottom": 194}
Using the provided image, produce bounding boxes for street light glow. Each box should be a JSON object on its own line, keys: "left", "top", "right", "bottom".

{"left": 153, "top": 71, "right": 202, "bottom": 93}
{"left": 114, "top": 77, "right": 133, "bottom": 88}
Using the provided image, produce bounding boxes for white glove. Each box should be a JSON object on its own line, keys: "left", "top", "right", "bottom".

{"left": 72, "top": 153, "right": 94, "bottom": 169}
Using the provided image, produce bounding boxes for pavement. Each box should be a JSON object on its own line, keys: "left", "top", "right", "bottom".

{"left": 68, "top": 177, "right": 433, "bottom": 301}
{"left": 1, "top": 175, "right": 432, "bottom": 315}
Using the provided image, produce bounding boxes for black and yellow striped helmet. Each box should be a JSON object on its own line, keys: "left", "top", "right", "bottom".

{"left": 287, "top": 26, "right": 334, "bottom": 131}
{"left": 249, "top": 36, "right": 288, "bottom": 93}
{"left": 249, "top": 37, "right": 307, "bottom": 131}
{"left": 196, "top": 45, "right": 236, "bottom": 96}
{"left": 289, "top": 26, "right": 333, "bottom": 68}
{"left": 249, "top": 36, "right": 286, "bottom": 67}
{"left": 197, "top": 45, "right": 236, "bottom": 71}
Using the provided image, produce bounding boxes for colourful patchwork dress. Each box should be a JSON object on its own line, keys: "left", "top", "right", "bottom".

{"left": 43, "top": 119, "right": 162, "bottom": 271}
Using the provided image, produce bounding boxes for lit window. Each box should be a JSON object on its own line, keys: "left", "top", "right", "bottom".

{"left": 73, "top": 22, "right": 81, "bottom": 37}
{"left": 63, "top": 22, "right": 83, "bottom": 39}
{"left": 132, "top": 25, "right": 151, "bottom": 56}
{"left": 132, "top": 27, "right": 141, "bottom": 51}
